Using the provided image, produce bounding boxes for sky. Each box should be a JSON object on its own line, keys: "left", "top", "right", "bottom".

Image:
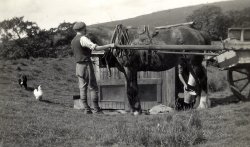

{"left": 0, "top": 0, "right": 230, "bottom": 29}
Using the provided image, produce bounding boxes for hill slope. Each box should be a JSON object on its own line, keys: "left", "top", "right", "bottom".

{"left": 93, "top": 0, "right": 250, "bottom": 27}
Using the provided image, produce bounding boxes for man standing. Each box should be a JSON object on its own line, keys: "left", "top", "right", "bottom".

{"left": 178, "top": 55, "right": 207, "bottom": 110}
{"left": 71, "top": 21, "right": 114, "bottom": 114}
{"left": 178, "top": 57, "right": 194, "bottom": 109}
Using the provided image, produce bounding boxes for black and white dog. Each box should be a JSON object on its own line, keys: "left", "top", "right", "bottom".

{"left": 18, "top": 75, "right": 27, "bottom": 89}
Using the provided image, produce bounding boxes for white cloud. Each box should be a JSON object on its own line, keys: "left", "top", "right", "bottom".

{"left": 0, "top": 0, "right": 230, "bottom": 29}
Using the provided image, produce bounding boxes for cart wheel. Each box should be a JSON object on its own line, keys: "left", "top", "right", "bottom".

{"left": 228, "top": 67, "right": 250, "bottom": 100}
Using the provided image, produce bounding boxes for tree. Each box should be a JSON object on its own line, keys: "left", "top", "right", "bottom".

{"left": 227, "top": 7, "right": 250, "bottom": 27}
{"left": 187, "top": 5, "right": 230, "bottom": 40}
{"left": 52, "top": 22, "right": 75, "bottom": 46}
{"left": 0, "top": 17, "right": 55, "bottom": 59}
{"left": 0, "top": 17, "right": 39, "bottom": 42}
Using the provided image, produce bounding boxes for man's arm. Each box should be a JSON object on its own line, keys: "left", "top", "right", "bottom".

{"left": 95, "top": 44, "right": 114, "bottom": 51}
{"left": 178, "top": 64, "right": 188, "bottom": 90}
{"left": 179, "top": 73, "right": 188, "bottom": 90}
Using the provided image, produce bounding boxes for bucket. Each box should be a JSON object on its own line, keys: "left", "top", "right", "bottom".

{"left": 184, "top": 89, "right": 196, "bottom": 103}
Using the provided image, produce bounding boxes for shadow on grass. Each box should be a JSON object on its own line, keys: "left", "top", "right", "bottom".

{"left": 39, "top": 99, "right": 70, "bottom": 108}
{"left": 210, "top": 95, "right": 240, "bottom": 107}
{"left": 40, "top": 99, "right": 57, "bottom": 104}
{"left": 23, "top": 87, "right": 71, "bottom": 108}
{"left": 25, "top": 86, "right": 35, "bottom": 92}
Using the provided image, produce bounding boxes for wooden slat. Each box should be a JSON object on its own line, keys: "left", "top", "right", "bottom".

{"left": 98, "top": 79, "right": 125, "bottom": 85}
{"left": 141, "top": 102, "right": 159, "bottom": 110}
{"left": 117, "top": 70, "right": 121, "bottom": 79}
{"left": 137, "top": 71, "right": 140, "bottom": 79}
{"left": 100, "top": 68, "right": 104, "bottom": 80}
{"left": 95, "top": 57, "right": 177, "bottom": 110}
{"left": 162, "top": 67, "right": 176, "bottom": 107}
{"left": 99, "top": 78, "right": 161, "bottom": 85}
{"left": 157, "top": 82, "right": 162, "bottom": 103}
{"left": 138, "top": 78, "right": 161, "bottom": 84}
{"left": 100, "top": 101, "right": 126, "bottom": 110}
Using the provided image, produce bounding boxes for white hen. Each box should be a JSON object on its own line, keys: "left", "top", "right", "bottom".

{"left": 34, "top": 85, "right": 43, "bottom": 100}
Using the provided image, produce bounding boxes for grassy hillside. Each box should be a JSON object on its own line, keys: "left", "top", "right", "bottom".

{"left": 93, "top": 0, "right": 250, "bottom": 27}
{"left": 1, "top": 57, "right": 250, "bottom": 146}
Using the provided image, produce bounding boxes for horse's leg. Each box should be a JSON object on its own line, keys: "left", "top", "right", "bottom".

{"left": 125, "top": 68, "right": 141, "bottom": 114}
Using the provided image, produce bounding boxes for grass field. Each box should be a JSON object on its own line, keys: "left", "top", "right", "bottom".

{"left": 0, "top": 57, "right": 250, "bottom": 147}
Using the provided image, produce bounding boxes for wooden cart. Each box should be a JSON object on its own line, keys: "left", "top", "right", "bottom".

{"left": 216, "top": 28, "right": 250, "bottom": 100}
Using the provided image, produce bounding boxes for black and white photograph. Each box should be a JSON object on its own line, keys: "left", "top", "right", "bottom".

{"left": 0, "top": 0, "right": 250, "bottom": 146}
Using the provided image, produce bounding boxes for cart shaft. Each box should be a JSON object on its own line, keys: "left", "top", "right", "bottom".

{"left": 116, "top": 45, "right": 224, "bottom": 51}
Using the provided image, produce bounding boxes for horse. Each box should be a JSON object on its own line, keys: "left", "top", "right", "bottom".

{"left": 104, "top": 24, "right": 209, "bottom": 114}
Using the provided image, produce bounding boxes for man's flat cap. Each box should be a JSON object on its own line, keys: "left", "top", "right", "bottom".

{"left": 73, "top": 22, "right": 86, "bottom": 30}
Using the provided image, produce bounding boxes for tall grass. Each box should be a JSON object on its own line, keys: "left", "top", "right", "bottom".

{"left": 91, "top": 111, "right": 205, "bottom": 147}
{"left": 1, "top": 57, "right": 250, "bottom": 147}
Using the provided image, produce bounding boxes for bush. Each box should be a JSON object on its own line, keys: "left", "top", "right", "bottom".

{"left": 0, "top": 27, "right": 110, "bottom": 59}
{"left": 0, "top": 39, "right": 70, "bottom": 59}
{"left": 207, "top": 66, "right": 229, "bottom": 92}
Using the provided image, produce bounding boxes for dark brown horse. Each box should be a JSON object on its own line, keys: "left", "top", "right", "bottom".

{"left": 105, "top": 24, "right": 209, "bottom": 113}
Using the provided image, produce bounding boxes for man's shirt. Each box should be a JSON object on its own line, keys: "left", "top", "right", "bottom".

{"left": 80, "top": 36, "right": 97, "bottom": 50}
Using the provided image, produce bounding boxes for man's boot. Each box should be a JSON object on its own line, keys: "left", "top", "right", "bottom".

{"left": 92, "top": 100, "right": 103, "bottom": 114}
{"left": 73, "top": 95, "right": 92, "bottom": 114}
{"left": 91, "top": 91, "right": 103, "bottom": 114}
{"left": 73, "top": 99, "right": 85, "bottom": 110}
